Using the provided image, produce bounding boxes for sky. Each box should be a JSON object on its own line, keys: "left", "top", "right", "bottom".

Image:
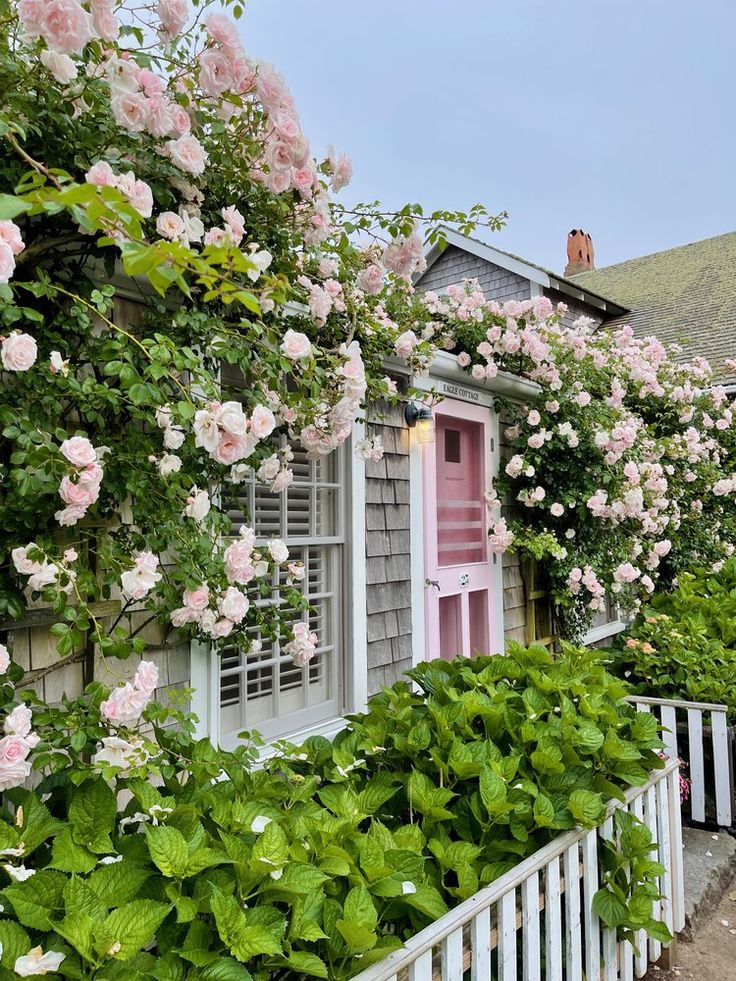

{"left": 242, "top": 0, "right": 735, "bottom": 273}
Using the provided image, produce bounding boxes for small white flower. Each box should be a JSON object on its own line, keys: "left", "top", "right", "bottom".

{"left": 99, "top": 855, "right": 123, "bottom": 865}
{"left": 0, "top": 846, "right": 24, "bottom": 857}
{"left": 250, "top": 815, "right": 272, "bottom": 834}
{"left": 401, "top": 881, "right": 416, "bottom": 895}
{"left": 269, "top": 868, "right": 283, "bottom": 880}
{"left": 4, "top": 864, "right": 34, "bottom": 881}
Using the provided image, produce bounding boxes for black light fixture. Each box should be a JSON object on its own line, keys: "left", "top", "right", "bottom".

{"left": 404, "top": 402, "right": 435, "bottom": 444}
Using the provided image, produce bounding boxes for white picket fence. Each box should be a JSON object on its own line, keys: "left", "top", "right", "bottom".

{"left": 351, "top": 760, "right": 684, "bottom": 981}
{"left": 629, "top": 695, "right": 733, "bottom": 826}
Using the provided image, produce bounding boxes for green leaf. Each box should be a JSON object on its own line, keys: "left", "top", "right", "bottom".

{"left": 146, "top": 825, "right": 189, "bottom": 878}
{"left": 4, "top": 869, "right": 66, "bottom": 929}
{"left": 0, "top": 195, "right": 32, "bottom": 220}
{"left": 271, "top": 951, "right": 328, "bottom": 978}
{"left": 50, "top": 827, "right": 98, "bottom": 873}
{"left": 479, "top": 767, "right": 508, "bottom": 815}
{"left": 95, "top": 900, "right": 171, "bottom": 961}
{"left": 250, "top": 821, "right": 288, "bottom": 875}
{"left": 592, "top": 888, "right": 629, "bottom": 928}
{"left": 0, "top": 920, "right": 31, "bottom": 970}
{"left": 87, "top": 863, "right": 151, "bottom": 907}
{"left": 210, "top": 888, "right": 284, "bottom": 962}
{"left": 533, "top": 794, "right": 556, "bottom": 827}
{"left": 69, "top": 779, "right": 116, "bottom": 853}
{"left": 199, "top": 959, "right": 254, "bottom": 981}
{"left": 54, "top": 912, "right": 96, "bottom": 963}
{"left": 343, "top": 887, "right": 378, "bottom": 931}
{"left": 568, "top": 789, "right": 605, "bottom": 827}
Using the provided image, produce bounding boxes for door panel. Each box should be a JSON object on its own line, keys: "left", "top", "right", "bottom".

{"left": 424, "top": 399, "right": 497, "bottom": 661}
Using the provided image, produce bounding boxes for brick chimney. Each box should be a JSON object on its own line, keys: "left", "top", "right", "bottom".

{"left": 564, "top": 229, "right": 595, "bottom": 276}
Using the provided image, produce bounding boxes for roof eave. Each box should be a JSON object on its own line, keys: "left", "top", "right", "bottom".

{"left": 420, "top": 227, "right": 630, "bottom": 319}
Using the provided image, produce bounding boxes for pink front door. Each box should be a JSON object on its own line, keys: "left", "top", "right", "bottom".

{"left": 424, "top": 399, "right": 495, "bottom": 660}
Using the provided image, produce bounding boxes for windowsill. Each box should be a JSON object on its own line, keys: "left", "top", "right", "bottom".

{"left": 582, "top": 619, "right": 628, "bottom": 646}
{"left": 254, "top": 715, "right": 348, "bottom": 762}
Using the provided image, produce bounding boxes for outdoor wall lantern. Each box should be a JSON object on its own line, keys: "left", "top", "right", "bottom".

{"left": 405, "top": 401, "right": 435, "bottom": 444}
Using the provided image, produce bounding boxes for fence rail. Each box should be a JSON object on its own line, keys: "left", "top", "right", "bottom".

{"left": 629, "top": 695, "right": 733, "bottom": 827}
{"left": 351, "top": 760, "right": 683, "bottom": 981}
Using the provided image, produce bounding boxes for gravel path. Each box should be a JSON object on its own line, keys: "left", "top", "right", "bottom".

{"left": 647, "top": 873, "right": 736, "bottom": 980}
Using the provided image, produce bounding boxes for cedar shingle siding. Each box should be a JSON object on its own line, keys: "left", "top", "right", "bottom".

{"left": 365, "top": 400, "right": 414, "bottom": 693}
{"left": 418, "top": 246, "right": 530, "bottom": 303}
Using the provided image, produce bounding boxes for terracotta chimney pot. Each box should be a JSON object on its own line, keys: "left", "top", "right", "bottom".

{"left": 564, "top": 229, "right": 595, "bottom": 276}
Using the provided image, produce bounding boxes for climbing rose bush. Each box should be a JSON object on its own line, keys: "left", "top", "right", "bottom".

{"left": 0, "top": 0, "right": 500, "bottom": 661}
{"left": 392, "top": 283, "right": 736, "bottom": 636}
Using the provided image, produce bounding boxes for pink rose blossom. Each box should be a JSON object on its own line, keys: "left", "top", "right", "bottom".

{"left": 156, "top": 212, "right": 185, "bottom": 240}
{"left": 250, "top": 405, "right": 276, "bottom": 440}
{"left": 90, "top": 0, "right": 119, "bottom": 39}
{"left": 60, "top": 435, "right": 97, "bottom": 467}
{"left": 205, "top": 12, "right": 240, "bottom": 47}
{"left": 85, "top": 161, "right": 116, "bottom": 186}
{"left": 280, "top": 329, "right": 312, "bottom": 360}
{"left": 219, "top": 586, "right": 249, "bottom": 623}
{"left": 32, "top": 0, "right": 94, "bottom": 54}
{"left": 1, "top": 332, "right": 36, "bottom": 371}
{"left": 134, "top": 660, "right": 159, "bottom": 694}
{"left": 199, "top": 48, "right": 235, "bottom": 97}
{"left": 166, "top": 134, "right": 208, "bottom": 176}
{"left": 5, "top": 704, "right": 33, "bottom": 740}
{"left": 40, "top": 49, "right": 78, "bottom": 81}
{"left": 0, "top": 242, "right": 15, "bottom": 285}
{"left": 357, "top": 264, "right": 384, "bottom": 295}
{"left": 111, "top": 92, "right": 150, "bottom": 133}
{"left": 224, "top": 540, "right": 255, "bottom": 585}
{"left": 183, "top": 585, "right": 210, "bottom": 611}
{"left": 0, "top": 735, "right": 32, "bottom": 791}
{"left": 0, "top": 644, "right": 9, "bottom": 674}
{"left": 101, "top": 682, "right": 151, "bottom": 727}
{"left": 156, "top": 0, "right": 187, "bottom": 37}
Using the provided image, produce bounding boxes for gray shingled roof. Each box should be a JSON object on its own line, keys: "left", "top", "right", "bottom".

{"left": 572, "top": 231, "right": 736, "bottom": 385}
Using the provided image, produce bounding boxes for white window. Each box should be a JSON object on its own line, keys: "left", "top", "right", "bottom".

{"left": 218, "top": 443, "right": 346, "bottom": 746}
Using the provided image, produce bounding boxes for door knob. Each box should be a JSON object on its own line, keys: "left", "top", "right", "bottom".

{"left": 425, "top": 579, "right": 440, "bottom": 590}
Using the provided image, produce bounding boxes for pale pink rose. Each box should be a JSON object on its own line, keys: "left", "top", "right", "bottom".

{"left": 219, "top": 586, "right": 249, "bottom": 623}
{"left": 101, "top": 682, "right": 151, "bottom": 726}
{"left": 170, "top": 606, "right": 199, "bottom": 627}
{"left": 221, "top": 205, "right": 245, "bottom": 244}
{"left": 182, "top": 585, "right": 209, "bottom": 612}
{"left": 157, "top": 453, "right": 181, "bottom": 476}
{"left": 0, "top": 242, "right": 15, "bottom": 285}
{"left": 163, "top": 426, "right": 185, "bottom": 450}
{"left": 292, "top": 166, "right": 315, "bottom": 196}
{"left": 204, "top": 227, "right": 228, "bottom": 247}
{"left": 14, "top": 947, "right": 65, "bottom": 977}
{"left": 250, "top": 405, "right": 276, "bottom": 440}
{"left": 267, "top": 539, "right": 289, "bottom": 564}
{"left": 184, "top": 487, "right": 210, "bottom": 521}
{"left": 60, "top": 435, "right": 97, "bottom": 467}
{"left": 224, "top": 539, "right": 255, "bottom": 585}
{"left": 0, "top": 736, "right": 32, "bottom": 791}
{"left": 5, "top": 705, "right": 32, "bottom": 739}
{"left": 90, "top": 0, "right": 119, "bottom": 39}
{"left": 111, "top": 92, "right": 150, "bottom": 133}
{"left": 270, "top": 468, "right": 293, "bottom": 493}
{"left": 59, "top": 474, "right": 97, "bottom": 508}
{"left": 394, "top": 330, "right": 418, "bottom": 358}
{"left": 357, "top": 264, "right": 384, "bottom": 295}
{"left": 280, "top": 329, "right": 312, "bottom": 360}
{"left": 12, "top": 545, "right": 43, "bottom": 577}
{"left": 144, "top": 96, "right": 175, "bottom": 138}
{"left": 120, "top": 551, "right": 161, "bottom": 600}
{"left": 92, "top": 735, "right": 148, "bottom": 771}
{"left": 214, "top": 401, "right": 247, "bottom": 437}
{"left": 134, "top": 660, "right": 159, "bottom": 694}
{"left": 55, "top": 504, "right": 87, "bottom": 527}
{"left": 0, "top": 220, "right": 24, "bottom": 258}
{"left": 156, "top": 0, "right": 187, "bottom": 36}
{"left": 213, "top": 430, "right": 249, "bottom": 465}
{"left": 39, "top": 48, "right": 77, "bottom": 84}
{"left": 127, "top": 180, "right": 153, "bottom": 218}
{"left": 199, "top": 48, "right": 235, "bottom": 97}
{"left": 329, "top": 151, "right": 352, "bottom": 192}
{"left": 155, "top": 211, "right": 184, "bottom": 242}
{"left": 49, "top": 351, "right": 69, "bottom": 375}
{"left": 63, "top": 548, "right": 78, "bottom": 562}
{"left": 2, "top": 332, "right": 36, "bottom": 371}
{"left": 209, "top": 618, "right": 234, "bottom": 639}
{"left": 550, "top": 503, "right": 565, "bottom": 517}
{"left": 137, "top": 68, "right": 165, "bottom": 96}
{"left": 166, "top": 134, "right": 208, "bottom": 176}
{"left": 205, "top": 11, "right": 239, "bottom": 47}
{"left": 0, "top": 645, "right": 9, "bottom": 674}
{"left": 37, "top": 0, "right": 94, "bottom": 54}
{"left": 85, "top": 161, "right": 116, "bottom": 186}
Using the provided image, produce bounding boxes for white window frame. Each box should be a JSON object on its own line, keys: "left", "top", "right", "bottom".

{"left": 190, "top": 421, "right": 367, "bottom": 749}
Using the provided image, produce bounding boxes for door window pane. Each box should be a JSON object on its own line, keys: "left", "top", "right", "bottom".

{"left": 439, "top": 594, "right": 462, "bottom": 659}
{"left": 436, "top": 416, "right": 486, "bottom": 567}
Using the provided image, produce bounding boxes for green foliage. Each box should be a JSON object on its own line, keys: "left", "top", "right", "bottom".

{"left": 0, "top": 645, "right": 670, "bottom": 979}
{"left": 610, "top": 557, "right": 736, "bottom": 717}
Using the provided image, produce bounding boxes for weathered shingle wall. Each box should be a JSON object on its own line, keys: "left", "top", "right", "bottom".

{"left": 365, "top": 401, "right": 413, "bottom": 694}
{"left": 543, "top": 287, "right": 604, "bottom": 329}
{"left": 419, "top": 246, "right": 531, "bottom": 304}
